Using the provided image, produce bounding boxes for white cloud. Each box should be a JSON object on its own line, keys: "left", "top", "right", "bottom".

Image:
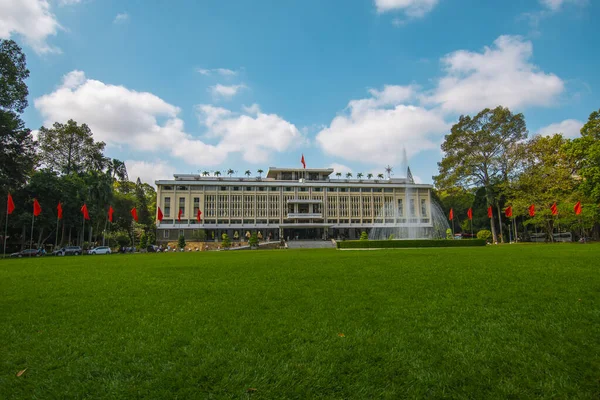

{"left": 242, "top": 104, "right": 261, "bottom": 115}
{"left": 35, "top": 70, "right": 300, "bottom": 167}
{"left": 125, "top": 159, "right": 175, "bottom": 186}
{"left": 58, "top": 0, "right": 81, "bottom": 5}
{"left": 539, "top": 0, "right": 586, "bottom": 11}
{"left": 0, "top": 0, "right": 61, "bottom": 54}
{"left": 316, "top": 85, "right": 449, "bottom": 165}
{"left": 113, "top": 13, "right": 129, "bottom": 24}
{"left": 329, "top": 163, "right": 352, "bottom": 175}
{"left": 426, "top": 35, "right": 564, "bottom": 114}
{"left": 536, "top": 119, "right": 583, "bottom": 138}
{"left": 374, "top": 0, "right": 439, "bottom": 17}
{"left": 210, "top": 84, "right": 246, "bottom": 99}
{"left": 197, "top": 68, "right": 238, "bottom": 76}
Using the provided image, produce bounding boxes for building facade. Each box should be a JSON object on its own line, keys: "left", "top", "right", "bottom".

{"left": 155, "top": 167, "right": 434, "bottom": 242}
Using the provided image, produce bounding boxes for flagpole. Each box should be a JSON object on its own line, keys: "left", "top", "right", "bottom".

{"left": 55, "top": 215, "right": 59, "bottom": 249}
{"left": 508, "top": 215, "right": 512, "bottom": 243}
{"left": 3, "top": 204, "right": 8, "bottom": 258}
{"left": 30, "top": 213, "right": 35, "bottom": 250}
{"left": 82, "top": 213, "right": 85, "bottom": 247}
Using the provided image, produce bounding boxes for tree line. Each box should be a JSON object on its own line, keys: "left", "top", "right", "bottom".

{"left": 434, "top": 106, "right": 600, "bottom": 242}
{"left": 0, "top": 39, "right": 156, "bottom": 252}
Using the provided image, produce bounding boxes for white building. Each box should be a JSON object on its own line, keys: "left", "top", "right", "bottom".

{"left": 155, "top": 167, "right": 434, "bottom": 242}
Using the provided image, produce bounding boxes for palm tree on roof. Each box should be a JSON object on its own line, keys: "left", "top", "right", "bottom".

{"left": 227, "top": 169, "right": 234, "bottom": 177}
{"left": 245, "top": 170, "right": 251, "bottom": 178}
{"left": 335, "top": 172, "right": 342, "bottom": 178}
{"left": 367, "top": 173, "right": 373, "bottom": 180}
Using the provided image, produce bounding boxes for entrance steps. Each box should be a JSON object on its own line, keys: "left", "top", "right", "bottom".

{"left": 285, "top": 240, "right": 336, "bottom": 249}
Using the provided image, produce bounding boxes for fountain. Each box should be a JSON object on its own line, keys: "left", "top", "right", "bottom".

{"left": 368, "top": 152, "right": 450, "bottom": 240}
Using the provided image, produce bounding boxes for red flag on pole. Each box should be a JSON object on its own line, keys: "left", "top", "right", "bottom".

{"left": 7, "top": 193, "right": 15, "bottom": 215}
{"left": 196, "top": 209, "right": 202, "bottom": 222}
{"left": 528, "top": 204, "right": 535, "bottom": 217}
{"left": 449, "top": 208, "right": 454, "bottom": 221}
{"left": 57, "top": 202, "right": 63, "bottom": 219}
{"left": 157, "top": 207, "right": 163, "bottom": 222}
{"left": 81, "top": 204, "right": 90, "bottom": 220}
{"left": 505, "top": 206, "right": 513, "bottom": 218}
{"left": 301, "top": 154, "right": 306, "bottom": 169}
{"left": 487, "top": 206, "right": 492, "bottom": 219}
{"left": 574, "top": 201, "right": 582, "bottom": 215}
{"left": 550, "top": 202, "right": 558, "bottom": 216}
{"left": 131, "top": 207, "right": 138, "bottom": 222}
{"left": 108, "top": 206, "right": 114, "bottom": 222}
{"left": 467, "top": 208, "right": 473, "bottom": 220}
{"left": 33, "top": 199, "right": 42, "bottom": 217}
{"left": 178, "top": 208, "right": 183, "bottom": 221}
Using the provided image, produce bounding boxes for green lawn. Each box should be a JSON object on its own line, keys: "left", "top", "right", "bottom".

{"left": 1, "top": 245, "right": 599, "bottom": 399}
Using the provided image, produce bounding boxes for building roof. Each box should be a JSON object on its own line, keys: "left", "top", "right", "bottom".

{"left": 266, "top": 167, "right": 334, "bottom": 179}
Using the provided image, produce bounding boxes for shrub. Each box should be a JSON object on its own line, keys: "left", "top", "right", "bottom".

{"left": 477, "top": 230, "right": 492, "bottom": 242}
{"left": 221, "top": 233, "right": 231, "bottom": 249}
{"left": 360, "top": 231, "right": 369, "bottom": 241}
{"left": 337, "top": 239, "right": 486, "bottom": 249}
{"left": 192, "top": 229, "right": 206, "bottom": 241}
{"left": 178, "top": 235, "right": 186, "bottom": 249}
{"left": 248, "top": 233, "right": 259, "bottom": 248}
{"left": 139, "top": 233, "right": 148, "bottom": 249}
{"left": 388, "top": 234, "right": 395, "bottom": 240}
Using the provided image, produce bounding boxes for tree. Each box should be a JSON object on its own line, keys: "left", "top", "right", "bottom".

{"left": 360, "top": 231, "right": 368, "bottom": 241}
{"left": 221, "top": 233, "right": 231, "bottom": 249}
{"left": 0, "top": 111, "right": 36, "bottom": 194}
{"left": 227, "top": 169, "right": 234, "bottom": 177}
{"left": 37, "top": 120, "right": 109, "bottom": 175}
{"left": 357, "top": 173, "right": 363, "bottom": 180}
{"left": 0, "top": 39, "right": 30, "bottom": 114}
{"left": 245, "top": 170, "right": 251, "bottom": 178}
{"left": 566, "top": 109, "right": 600, "bottom": 202}
{"left": 346, "top": 172, "right": 352, "bottom": 179}
{"left": 367, "top": 173, "right": 373, "bottom": 180}
{"left": 202, "top": 171, "right": 210, "bottom": 177}
{"left": 134, "top": 177, "right": 152, "bottom": 229}
{"left": 108, "top": 159, "right": 128, "bottom": 182}
{"left": 434, "top": 106, "right": 527, "bottom": 243}
{"left": 178, "top": 234, "right": 186, "bottom": 250}
{"left": 335, "top": 172, "right": 342, "bottom": 178}
{"left": 214, "top": 171, "right": 221, "bottom": 177}
{"left": 257, "top": 169, "right": 264, "bottom": 178}
{"left": 377, "top": 173, "right": 384, "bottom": 180}
{"left": 248, "top": 232, "right": 259, "bottom": 248}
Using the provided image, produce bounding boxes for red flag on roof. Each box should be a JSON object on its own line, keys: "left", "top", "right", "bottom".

{"left": 550, "top": 202, "right": 558, "bottom": 216}
{"left": 196, "top": 209, "right": 202, "bottom": 222}
{"left": 301, "top": 154, "right": 306, "bottom": 169}
{"left": 7, "top": 193, "right": 15, "bottom": 215}
{"left": 449, "top": 208, "right": 454, "bottom": 221}
{"left": 487, "top": 206, "right": 492, "bottom": 219}
{"left": 108, "top": 206, "right": 114, "bottom": 222}
{"left": 131, "top": 207, "right": 138, "bottom": 222}
{"left": 528, "top": 204, "right": 535, "bottom": 217}
{"left": 574, "top": 201, "right": 582, "bottom": 216}
{"left": 57, "top": 202, "right": 63, "bottom": 219}
{"left": 33, "top": 198, "right": 42, "bottom": 217}
{"left": 505, "top": 206, "right": 513, "bottom": 218}
{"left": 467, "top": 207, "right": 473, "bottom": 221}
{"left": 157, "top": 207, "right": 163, "bottom": 222}
{"left": 81, "top": 204, "right": 90, "bottom": 220}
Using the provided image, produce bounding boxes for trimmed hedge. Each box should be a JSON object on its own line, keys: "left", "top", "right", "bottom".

{"left": 337, "top": 239, "right": 487, "bottom": 249}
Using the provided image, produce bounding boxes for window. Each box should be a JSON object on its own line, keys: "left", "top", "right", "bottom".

{"left": 350, "top": 188, "right": 360, "bottom": 192}
{"left": 246, "top": 186, "right": 254, "bottom": 191}
{"left": 179, "top": 197, "right": 185, "bottom": 217}
{"left": 177, "top": 186, "right": 188, "bottom": 191}
{"left": 258, "top": 187, "right": 266, "bottom": 191}
{"left": 179, "top": 230, "right": 184, "bottom": 237}
{"left": 193, "top": 197, "right": 200, "bottom": 215}
{"left": 163, "top": 185, "right": 173, "bottom": 190}
{"left": 313, "top": 187, "right": 323, "bottom": 192}
{"left": 384, "top": 188, "right": 394, "bottom": 193}
{"left": 340, "top": 188, "right": 347, "bottom": 192}
{"left": 233, "top": 187, "right": 240, "bottom": 191}
{"left": 164, "top": 197, "right": 171, "bottom": 217}
{"left": 420, "top": 199, "right": 427, "bottom": 217}
{"left": 397, "top": 199, "right": 404, "bottom": 217}
{"left": 409, "top": 199, "right": 416, "bottom": 217}
{"left": 163, "top": 230, "right": 169, "bottom": 239}
{"left": 270, "top": 187, "right": 279, "bottom": 191}
{"left": 220, "top": 186, "right": 227, "bottom": 191}
{"left": 299, "top": 187, "right": 308, "bottom": 192}
{"left": 285, "top": 187, "right": 293, "bottom": 192}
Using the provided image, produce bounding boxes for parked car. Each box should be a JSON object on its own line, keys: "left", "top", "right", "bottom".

{"left": 54, "top": 246, "right": 83, "bottom": 256}
{"left": 10, "top": 248, "right": 42, "bottom": 258}
{"left": 89, "top": 246, "right": 111, "bottom": 255}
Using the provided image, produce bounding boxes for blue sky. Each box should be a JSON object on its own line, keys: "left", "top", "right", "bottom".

{"left": 3, "top": 0, "right": 599, "bottom": 185}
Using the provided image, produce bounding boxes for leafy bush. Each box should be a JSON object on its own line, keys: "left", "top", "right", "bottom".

{"left": 477, "top": 230, "right": 492, "bottom": 242}
{"left": 221, "top": 233, "right": 231, "bottom": 249}
{"left": 178, "top": 235, "right": 186, "bottom": 249}
{"left": 139, "top": 233, "right": 148, "bottom": 249}
{"left": 388, "top": 234, "right": 395, "bottom": 240}
{"left": 192, "top": 229, "right": 206, "bottom": 241}
{"left": 337, "top": 239, "right": 486, "bottom": 249}
{"left": 360, "top": 231, "right": 369, "bottom": 241}
{"left": 248, "top": 233, "right": 259, "bottom": 248}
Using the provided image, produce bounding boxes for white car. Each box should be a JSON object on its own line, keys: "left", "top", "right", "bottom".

{"left": 89, "top": 246, "right": 111, "bottom": 255}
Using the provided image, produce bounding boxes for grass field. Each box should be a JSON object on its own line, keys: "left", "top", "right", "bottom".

{"left": 1, "top": 245, "right": 599, "bottom": 399}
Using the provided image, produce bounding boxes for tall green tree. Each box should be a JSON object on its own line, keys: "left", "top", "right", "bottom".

{"left": 434, "top": 106, "right": 528, "bottom": 243}
{"left": 566, "top": 109, "right": 600, "bottom": 203}
{"left": 0, "top": 39, "right": 30, "bottom": 114}
{"left": 38, "top": 120, "right": 109, "bottom": 175}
